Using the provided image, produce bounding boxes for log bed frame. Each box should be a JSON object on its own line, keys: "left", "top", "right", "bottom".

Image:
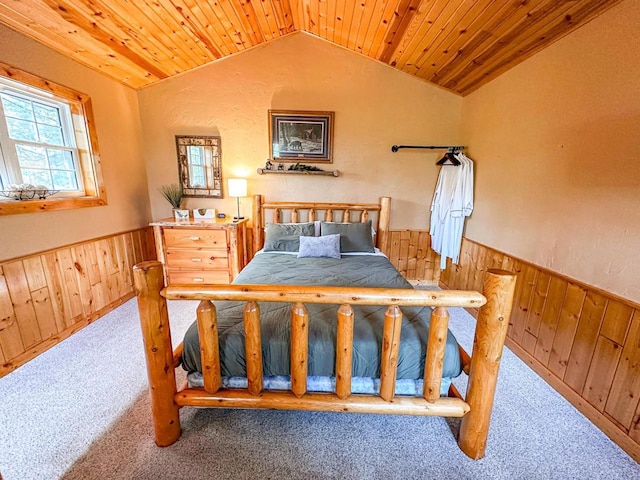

{"left": 133, "top": 195, "right": 517, "bottom": 460}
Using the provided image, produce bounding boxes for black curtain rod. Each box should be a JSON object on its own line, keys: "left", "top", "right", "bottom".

{"left": 391, "top": 145, "right": 465, "bottom": 152}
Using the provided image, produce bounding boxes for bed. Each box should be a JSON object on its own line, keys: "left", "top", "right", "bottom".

{"left": 134, "top": 195, "right": 516, "bottom": 460}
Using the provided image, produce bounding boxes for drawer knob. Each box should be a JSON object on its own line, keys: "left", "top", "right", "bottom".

{"left": 188, "top": 236, "right": 200, "bottom": 241}
{"left": 191, "top": 258, "right": 202, "bottom": 262}
{"left": 193, "top": 277, "right": 204, "bottom": 282}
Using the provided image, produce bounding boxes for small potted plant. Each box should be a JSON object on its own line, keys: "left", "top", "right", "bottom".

{"left": 160, "top": 184, "right": 188, "bottom": 221}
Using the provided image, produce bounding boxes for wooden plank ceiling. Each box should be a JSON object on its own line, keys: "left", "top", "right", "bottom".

{"left": 0, "top": 0, "right": 621, "bottom": 95}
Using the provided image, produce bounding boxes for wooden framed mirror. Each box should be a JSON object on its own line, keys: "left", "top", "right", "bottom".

{"left": 175, "top": 135, "right": 223, "bottom": 198}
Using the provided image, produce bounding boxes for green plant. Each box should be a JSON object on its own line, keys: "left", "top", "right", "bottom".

{"left": 160, "top": 183, "right": 183, "bottom": 209}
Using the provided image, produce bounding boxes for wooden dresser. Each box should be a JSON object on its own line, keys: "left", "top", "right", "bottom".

{"left": 151, "top": 218, "right": 249, "bottom": 286}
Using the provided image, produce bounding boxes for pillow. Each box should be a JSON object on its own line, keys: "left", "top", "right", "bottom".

{"left": 320, "top": 220, "right": 375, "bottom": 253}
{"left": 263, "top": 235, "right": 301, "bottom": 252}
{"left": 263, "top": 222, "right": 316, "bottom": 252}
{"left": 297, "top": 234, "right": 341, "bottom": 259}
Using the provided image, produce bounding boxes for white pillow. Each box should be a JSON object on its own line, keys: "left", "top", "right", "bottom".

{"left": 297, "top": 234, "right": 341, "bottom": 259}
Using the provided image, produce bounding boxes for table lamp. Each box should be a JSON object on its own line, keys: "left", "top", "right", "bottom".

{"left": 228, "top": 178, "right": 247, "bottom": 221}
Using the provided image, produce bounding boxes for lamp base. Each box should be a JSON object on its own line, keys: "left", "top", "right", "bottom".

{"left": 233, "top": 197, "right": 244, "bottom": 222}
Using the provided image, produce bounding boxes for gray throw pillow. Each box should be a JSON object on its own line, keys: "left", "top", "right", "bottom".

{"left": 320, "top": 220, "right": 375, "bottom": 253}
{"left": 263, "top": 222, "right": 316, "bottom": 252}
{"left": 297, "top": 234, "right": 341, "bottom": 259}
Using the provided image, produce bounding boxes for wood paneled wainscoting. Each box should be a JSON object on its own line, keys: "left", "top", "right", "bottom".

{"left": 0, "top": 228, "right": 156, "bottom": 377}
{"left": 438, "top": 237, "right": 640, "bottom": 463}
{"left": 383, "top": 230, "right": 442, "bottom": 284}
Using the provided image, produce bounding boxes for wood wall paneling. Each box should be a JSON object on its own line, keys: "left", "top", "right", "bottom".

{"left": 563, "top": 290, "right": 607, "bottom": 395}
{"left": 0, "top": 266, "right": 24, "bottom": 361}
{"left": 583, "top": 336, "right": 623, "bottom": 412}
{"left": 532, "top": 276, "right": 567, "bottom": 366}
{"left": 605, "top": 310, "right": 640, "bottom": 429}
{"left": 0, "top": 227, "right": 155, "bottom": 377}
{"left": 434, "top": 235, "right": 640, "bottom": 463}
{"left": 547, "top": 282, "right": 586, "bottom": 380}
{"left": 522, "top": 271, "right": 551, "bottom": 355}
{"left": 383, "top": 230, "right": 440, "bottom": 285}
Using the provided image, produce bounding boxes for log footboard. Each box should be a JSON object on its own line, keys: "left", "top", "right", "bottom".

{"left": 133, "top": 261, "right": 515, "bottom": 459}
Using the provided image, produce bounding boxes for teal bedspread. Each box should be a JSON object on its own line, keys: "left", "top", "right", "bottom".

{"left": 181, "top": 253, "right": 462, "bottom": 383}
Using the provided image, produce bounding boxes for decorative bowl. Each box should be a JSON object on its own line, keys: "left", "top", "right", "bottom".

{"left": 0, "top": 188, "right": 59, "bottom": 200}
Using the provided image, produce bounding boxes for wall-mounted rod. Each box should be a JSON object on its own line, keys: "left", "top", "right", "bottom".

{"left": 391, "top": 145, "right": 465, "bottom": 153}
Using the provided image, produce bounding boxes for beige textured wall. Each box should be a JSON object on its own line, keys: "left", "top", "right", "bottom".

{"left": 460, "top": 0, "right": 640, "bottom": 303}
{"left": 0, "top": 25, "right": 150, "bottom": 261}
{"left": 138, "top": 32, "right": 462, "bottom": 229}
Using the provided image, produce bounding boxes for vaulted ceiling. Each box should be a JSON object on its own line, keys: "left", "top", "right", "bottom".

{"left": 0, "top": 0, "right": 622, "bottom": 95}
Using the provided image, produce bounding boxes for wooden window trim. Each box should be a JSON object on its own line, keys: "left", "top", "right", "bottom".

{"left": 0, "top": 62, "right": 106, "bottom": 215}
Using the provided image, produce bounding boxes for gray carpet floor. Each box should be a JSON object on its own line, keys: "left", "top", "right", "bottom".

{"left": 0, "top": 297, "right": 638, "bottom": 480}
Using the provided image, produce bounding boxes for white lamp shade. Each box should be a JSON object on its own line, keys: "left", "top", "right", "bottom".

{"left": 228, "top": 178, "right": 247, "bottom": 198}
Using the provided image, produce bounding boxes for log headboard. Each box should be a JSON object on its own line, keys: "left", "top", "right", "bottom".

{"left": 252, "top": 195, "right": 391, "bottom": 254}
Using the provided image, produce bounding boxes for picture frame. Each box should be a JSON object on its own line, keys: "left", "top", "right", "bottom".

{"left": 268, "top": 110, "right": 334, "bottom": 163}
{"left": 176, "top": 135, "right": 223, "bottom": 198}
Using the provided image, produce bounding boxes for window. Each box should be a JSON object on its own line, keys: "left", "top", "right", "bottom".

{"left": 0, "top": 62, "right": 106, "bottom": 215}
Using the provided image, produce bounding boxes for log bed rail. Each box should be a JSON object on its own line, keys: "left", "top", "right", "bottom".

{"left": 133, "top": 263, "right": 516, "bottom": 460}
{"left": 134, "top": 195, "right": 516, "bottom": 460}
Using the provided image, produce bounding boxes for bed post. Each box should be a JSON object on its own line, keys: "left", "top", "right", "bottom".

{"left": 377, "top": 196, "right": 391, "bottom": 253}
{"left": 253, "top": 194, "right": 264, "bottom": 255}
{"left": 133, "top": 261, "right": 181, "bottom": 447}
{"left": 458, "top": 269, "right": 516, "bottom": 459}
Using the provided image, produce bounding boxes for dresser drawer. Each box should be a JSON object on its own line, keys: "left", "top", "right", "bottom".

{"left": 164, "top": 228, "right": 227, "bottom": 249}
{"left": 165, "top": 249, "right": 229, "bottom": 269}
{"left": 167, "top": 269, "right": 230, "bottom": 285}
{"left": 151, "top": 218, "right": 248, "bottom": 287}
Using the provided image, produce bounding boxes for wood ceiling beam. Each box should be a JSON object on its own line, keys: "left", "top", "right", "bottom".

{"left": 365, "top": 0, "right": 403, "bottom": 58}
{"left": 440, "top": 0, "right": 572, "bottom": 92}
{"left": 452, "top": 0, "right": 621, "bottom": 95}
{"left": 288, "top": 0, "right": 304, "bottom": 31}
{"left": 282, "top": 0, "right": 298, "bottom": 33}
{"left": 0, "top": 1, "right": 156, "bottom": 87}
{"left": 235, "top": 0, "right": 267, "bottom": 43}
{"left": 422, "top": 0, "right": 542, "bottom": 87}
{"left": 140, "top": 0, "right": 220, "bottom": 63}
{"left": 378, "top": 0, "right": 423, "bottom": 64}
{"left": 83, "top": 0, "right": 191, "bottom": 74}
{"left": 42, "top": 0, "right": 169, "bottom": 80}
{"left": 388, "top": 0, "right": 454, "bottom": 75}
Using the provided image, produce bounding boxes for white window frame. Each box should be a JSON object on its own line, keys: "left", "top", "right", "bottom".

{"left": 0, "top": 83, "right": 84, "bottom": 195}
{"left": 0, "top": 62, "right": 106, "bottom": 215}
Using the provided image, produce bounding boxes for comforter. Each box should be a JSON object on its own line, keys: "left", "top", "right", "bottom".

{"left": 181, "top": 253, "right": 462, "bottom": 385}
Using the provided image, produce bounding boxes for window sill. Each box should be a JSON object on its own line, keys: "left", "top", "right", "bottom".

{"left": 0, "top": 195, "right": 107, "bottom": 215}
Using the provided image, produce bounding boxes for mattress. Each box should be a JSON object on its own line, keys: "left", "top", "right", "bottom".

{"left": 181, "top": 252, "right": 462, "bottom": 395}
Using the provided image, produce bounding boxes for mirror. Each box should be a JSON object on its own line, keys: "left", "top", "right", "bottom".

{"left": 175, "top": 135, "right": 223, "bottom": 198}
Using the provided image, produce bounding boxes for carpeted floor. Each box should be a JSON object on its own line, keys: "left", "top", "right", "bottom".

{"left": 0, "top": 298, "right": 638, "bottom": 480}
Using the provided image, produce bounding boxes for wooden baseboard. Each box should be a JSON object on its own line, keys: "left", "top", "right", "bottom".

{"left": 505, "top": 338, "right": 640, "bottom": 463}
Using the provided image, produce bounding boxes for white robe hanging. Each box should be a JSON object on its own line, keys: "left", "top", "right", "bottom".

{"left": 429, "top": 152, "right": 474, "bottom": 269}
